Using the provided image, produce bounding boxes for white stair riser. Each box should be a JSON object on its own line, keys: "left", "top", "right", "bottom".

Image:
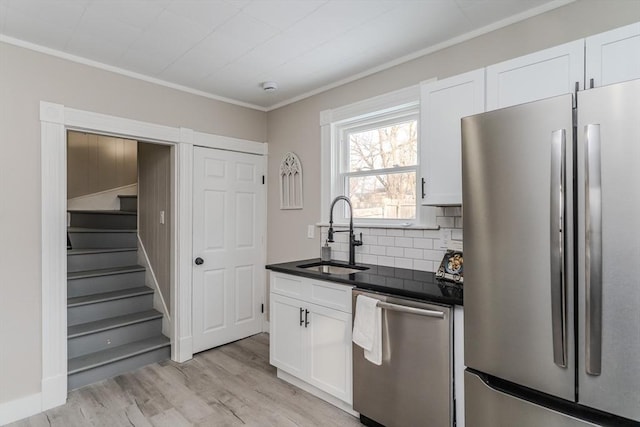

{"left": 68, "top": 319, "right": 163, "bottom": 359}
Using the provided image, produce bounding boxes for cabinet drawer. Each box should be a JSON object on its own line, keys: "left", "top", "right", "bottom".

{"left": 271, "top": 273, "right": 305, "bottom": 299}
{"left": 270, "top": 272, "right": 353, "bottom": 313}
{"left": 309, "top": 280, "right": 352, "bottom": 313}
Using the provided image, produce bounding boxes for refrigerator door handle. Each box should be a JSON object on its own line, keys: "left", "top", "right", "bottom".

{"left": 550, "top": 129, "right": 567, "bottom": 368}
{"left": 585, "top": 124, "right": 603, "bottom": 376}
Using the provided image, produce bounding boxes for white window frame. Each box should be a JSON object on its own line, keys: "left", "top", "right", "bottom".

{"left": 320, "top": 83, "right": 437, "bottom": 228}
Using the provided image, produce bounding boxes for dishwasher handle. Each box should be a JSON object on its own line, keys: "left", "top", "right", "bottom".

{"left": 376, "top": 301, "right": 445, "bottom": 318}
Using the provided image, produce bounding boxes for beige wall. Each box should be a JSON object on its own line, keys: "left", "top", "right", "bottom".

{"left": 0, "top": 42, "right": 266, "bottom": 405}
{"left": 138, "top": 142, "right": 172, "bottom": 311}
{"left": 67, "top": 131, "right": 138, "bottom": 199}
{"left": 266, "top": 0, "right": 640, "bottom": 264}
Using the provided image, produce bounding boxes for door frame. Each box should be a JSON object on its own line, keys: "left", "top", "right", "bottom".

{"left": 39, "top": 101, "right": 267, "bottom": 411}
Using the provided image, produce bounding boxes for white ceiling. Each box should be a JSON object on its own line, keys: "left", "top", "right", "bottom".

{"left": 0, "top": 0, "right": 569, "bottom": 110}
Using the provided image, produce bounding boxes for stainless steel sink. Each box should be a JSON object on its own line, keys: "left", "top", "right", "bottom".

{"left": 297, "top": 262, "right": 369, "bottom": 275}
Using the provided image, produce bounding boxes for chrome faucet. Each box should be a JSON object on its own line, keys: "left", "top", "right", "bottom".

{"left": 328, "top": 196, "right": 363, "bottom": 266}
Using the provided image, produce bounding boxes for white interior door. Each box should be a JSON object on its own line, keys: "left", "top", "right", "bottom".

{"left": 192, "top": 146, "right": 265, "bottom": 353}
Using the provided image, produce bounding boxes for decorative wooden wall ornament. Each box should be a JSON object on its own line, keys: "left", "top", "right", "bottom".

{"left": 280, "top": 152, "right": 303, "bottom": 209}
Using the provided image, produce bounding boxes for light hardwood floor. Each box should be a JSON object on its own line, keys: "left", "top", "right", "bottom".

{"left": 9, "top": 334, "right": 361, "bottom": 427}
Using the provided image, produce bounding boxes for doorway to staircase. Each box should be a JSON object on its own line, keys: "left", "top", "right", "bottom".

{"left": 40, "top": 102, "right": 267, "bottom": 412}
{"left": 65, "top": 133, "right": 172, "bottom": 389}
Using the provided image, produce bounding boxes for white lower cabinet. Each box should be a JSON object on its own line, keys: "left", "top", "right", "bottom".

{"left": 270, "top": 273, "right": 354, "bottom": 407}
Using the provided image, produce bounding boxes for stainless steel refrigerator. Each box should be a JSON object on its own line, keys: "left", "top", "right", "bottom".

{"left": 461, "top": 78, "right": 640, "bottom": 426}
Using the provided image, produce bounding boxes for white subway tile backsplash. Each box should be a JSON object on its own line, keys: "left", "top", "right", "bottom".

{"left": 436, "top": 216, "right": 455, "bottom": 228}
{"left": 378, "top": 236, "right": 395, "bottom": 246}
{"left": 386, "top": 246, "right": 404, "bottom": 257}
{"left": 395, "top": 237, "right": 413, "bottom": 248}
{"left": 404, "top": 229, "right": 424, "bottom": 238}
{"left": 424, "top": 229, "right": 441, "bottom": 239}
{"left": 404, "top": 248, "right": 424, "bottom": 259}
{"left": 424, "top": 249, "right": 446, "bottom": 261}
{"left": 333, "top": 252, "right": 348, "bottom": 262}
{"left": 413, "top": 238, "right": 433, "bottom": 249}
{"left": 361, "top": 254, "right": 378, "bottom": 264}
{"left": 395, "top": 258, "right": 413, "bottom": 269}
{"left": 370, "top": 228, "right": 387, "bottom": 236}
{"left": 444, "top": 206, "right": 462, "bottom": 217}
{"left": 362, "top": 235, "right": 378, "bottom": 245}
{"left": 413, "top": 259, "right": 434, "bottom": 272}
{"left": 332, "top": 233, "right": 348, "bottom": 243}
{"left": 317, "top": 208, "right": 462, "bottom": 273}
{"left": 377, "top": 256, "right": 395, "bottom": 267}
{"left": 369, "top": 245, "right": 386, "bottom": 255}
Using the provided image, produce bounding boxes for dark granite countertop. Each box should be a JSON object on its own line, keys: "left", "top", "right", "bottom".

{"left": 266, "top": 258, "right": 463, "bottom": 306}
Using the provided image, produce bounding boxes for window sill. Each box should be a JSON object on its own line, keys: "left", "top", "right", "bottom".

{"left": 315, "top": 222, "right": 439, "bottom": 230}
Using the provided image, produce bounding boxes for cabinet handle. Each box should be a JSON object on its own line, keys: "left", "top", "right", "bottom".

{"left": 421, "top": 178, "right": 426, "bottom": 199}
{"left": 305, "top": 309, "right": 310, "bottom": 328}
{"left": 299, "top": 307, "right": 304, "bottom": 326}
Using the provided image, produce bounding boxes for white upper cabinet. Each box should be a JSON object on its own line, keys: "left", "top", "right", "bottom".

{"left": 586, "top": 22, "right": 640, "bottom": 88}
{"left": 486, "top": 40, "right": 584, "bottom": 111}
{"left": 420, "top": 68, "right": 485, "bottom": 206}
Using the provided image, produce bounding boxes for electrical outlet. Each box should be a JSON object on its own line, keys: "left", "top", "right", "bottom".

{"left": 307, "top": 225, "right": 315, "bottom": 239}
{"left": 437, "top": 229, "right": 451, "bottom": 249}
{"left": 160, "top": 210, "right": 165, "bottom": 224}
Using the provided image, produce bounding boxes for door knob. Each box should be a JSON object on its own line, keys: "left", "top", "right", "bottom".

{"left": 195, "top": 257, "right": 204, "bottom": 265}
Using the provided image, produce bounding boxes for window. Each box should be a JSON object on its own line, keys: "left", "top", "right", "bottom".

{"left": 339, "top": 111, "right": 418, "bottom": 220}
{"left": 321, "top": 84, "right": 435, "bottom": 227}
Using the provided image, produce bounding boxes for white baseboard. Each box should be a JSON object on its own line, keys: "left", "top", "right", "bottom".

{"left": 262, "top": 320, "right": 270, "bottom": 333}
{"left": 67, "top": 183, "right": 137, "bottom": 211}
{"left": 41, "top": 373, "right": 66, "bottom": 412}
{"left": 173, "top": 336, "right": 193, "bottom": 363}
{"left": 0, "top": 393, "right": 43, "bottom": 426}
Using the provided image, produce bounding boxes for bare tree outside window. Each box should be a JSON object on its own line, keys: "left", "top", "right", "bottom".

{"left": 344, "top": 119, "right": 418, "bottom": 219}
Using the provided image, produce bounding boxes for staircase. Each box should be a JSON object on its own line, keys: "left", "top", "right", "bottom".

{"left": 66, "top": 194, "right": 170, "bottom": 390}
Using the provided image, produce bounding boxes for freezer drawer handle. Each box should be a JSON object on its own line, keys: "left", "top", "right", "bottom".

{"left": 550, "top": 129, "right": 567, "bottom": 368}
{"left": 585, "top": 124, "right": 603, "bottom": 376}
{"left": 376, "top": 301, "right": 445, "bottom": 318}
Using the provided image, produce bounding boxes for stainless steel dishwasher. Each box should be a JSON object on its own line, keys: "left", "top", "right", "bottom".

{"left": 352, "top": 289, "right": 453, "bottom": 427}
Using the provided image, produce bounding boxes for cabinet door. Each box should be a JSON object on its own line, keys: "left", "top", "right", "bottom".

{"left": 421, "top": 68, "right": 485, "bottom": 206}
{"left": 305, "top": 303, "right": 352, "bottom": 404}
{"left": 486, "top": 40, "right": 584, "bottom": 111}
{"left": 270, "top": 294, "right": 305, "bottom": 377}
{"left": 586, "top": 22, "right": 640, "bottom": 88}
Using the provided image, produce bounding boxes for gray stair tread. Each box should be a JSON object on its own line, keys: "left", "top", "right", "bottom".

{"left": 68, "top": 309, "right": 163, "bottom": 338}
{"left": 68, "top": 227, "right": 136, "bottom": 233}
{"left": 67, "top": 265, "right": 145, "bottom": 280}
{"left": 68, "top": 210, "right": 137, "bottom": 215}
{"left": 67, "top": 247, "right": 137, "bottom": 255}
{"left": 117, "top": 195, "right": 137, "bottom": 199}
{"left": 68, "top": 335, "right": 170, "bottom": 374}
{"left": 68, "top": 287, "right": 153, "bottom": 308}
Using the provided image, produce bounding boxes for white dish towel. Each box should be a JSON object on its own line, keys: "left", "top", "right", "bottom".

{"left": 352, "top": 295, "right": 382, "bottom": 365}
